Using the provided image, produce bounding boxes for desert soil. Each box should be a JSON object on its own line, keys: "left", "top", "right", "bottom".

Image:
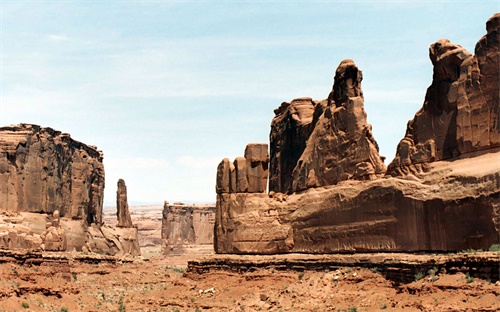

{"left": 0, "top": 249, "right": 499, "bottom": 312}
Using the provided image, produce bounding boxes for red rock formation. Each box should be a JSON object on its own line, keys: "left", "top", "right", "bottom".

{"left": 214, "top": 14, "right": 500, "bottom": 254}
{"left": 116, "top": 179, "right": 134, "bottom": 228}
{"left": 268, "top": 60, "right": 386, "bottom": 194}
{"left": 162, "top": 201, "right": 215, "bottom": 255}
{"left": 269, "top": 98, "right": 318, "bottom": 193}
{"left": 387, "top": 13, "right": 500, "bottom": 175}
{"left": 0, "top": 124, "right": 104, "bottom": 224}
{"left": 216, "top": 143, "right": 269, "bottom": 194}
{"left": 0, "top": 124, "right": 141, "bottom": 256}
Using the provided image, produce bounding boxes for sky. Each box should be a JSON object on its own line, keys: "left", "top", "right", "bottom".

{"left": 1, "top": 1, "right": 498, "bottom": 205}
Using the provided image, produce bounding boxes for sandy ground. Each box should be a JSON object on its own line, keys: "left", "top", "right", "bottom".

{"left": 0, "top": 248, "right": 499, "bottom": 312}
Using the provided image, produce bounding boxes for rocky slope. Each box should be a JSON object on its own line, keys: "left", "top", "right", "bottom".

{"left": 214, "top": 13, "right": 500, "bottom": 255}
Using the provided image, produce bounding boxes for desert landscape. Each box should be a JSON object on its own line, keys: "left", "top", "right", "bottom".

{"left": 0, "top": 6, "right": 499, "bottom": 312}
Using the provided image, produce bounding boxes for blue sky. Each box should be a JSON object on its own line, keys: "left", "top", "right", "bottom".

{"left": 1, "top": 1, "right": 498, "bottom": 204}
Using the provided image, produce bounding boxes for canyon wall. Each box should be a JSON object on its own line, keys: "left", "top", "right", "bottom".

{"left": 0, "top": 124, "right": 140, "bottom": 256}
{"left": 214, "top": 13, "right": 500, "bottom": 254}
{"left": 0, "top": 124, "right": 104, "bottom": 224}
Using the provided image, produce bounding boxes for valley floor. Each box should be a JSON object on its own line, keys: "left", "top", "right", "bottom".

{"left": 0, "top": 250, "right": 499, "bottom": 312}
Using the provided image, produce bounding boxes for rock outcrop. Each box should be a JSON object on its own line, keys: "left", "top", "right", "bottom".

{"left": 116, "top": 179, "right": 133, "bottom": 228}
{"left": 388, "top": 13, "right": 500, "bottom": 175}
{"left": 0, "top": 124, "right": 104, "bottom": 224}
{"left": 216, "top": 143, "right": 269, "bottom": 194}
{"left": 162, "top": 201, "right": 215, "bottom": 255}
{"left": 269, "top": 60, "right": 386, "bottom": 194}
{"left": 0, "top": 124, "right": 140, "bottom": 256}
{"left": 40, "top": 210, "right": 67, "bottom": 251}
{"left": 214, "top": 14, "right": 500, "bottom": 254}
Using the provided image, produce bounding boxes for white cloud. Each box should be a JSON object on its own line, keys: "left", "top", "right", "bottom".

{"left": 47, "top": 34, "right": 69, "bottom": 42}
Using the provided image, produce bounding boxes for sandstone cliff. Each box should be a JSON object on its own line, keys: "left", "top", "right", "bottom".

{"left": 162, "top": 201, "right": 215, "bottom": 255}
{"left": 388, "top": 13, "right": 500, "bottom": 175}
{"left": 270, "top": 60, "right": 386, "bottom": 194}
{"left": 0, "top": 124, "right": 104, "bottom": 224}
{"left": 214, "top": 14, "right": 500, "bottom": 254}
{"left": 0, "top": 124, "right": 140, "bottom": 256}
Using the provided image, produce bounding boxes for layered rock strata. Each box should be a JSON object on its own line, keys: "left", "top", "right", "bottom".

{"left": 388, "top": 13, "right": 500, "bottom": 175}
{"left": 215, "top": 14, "right": 500, "bottom": 254}
{"left": 270, "top": 60, "right": 386, "bottom": 194}
{"left": 0, "top": 124, "right": 104, "bottom": 224}
{"left": 0, "top": 124, "right": 140, "bottom": 256}
{"left": 162, "top": 202, "right": 215, "bottom": 255}
{"left": 116, "top": 179, "right": 133, "bottom": 228}
{"left": 216, "top": 143, "right": 269, "bottom": 194}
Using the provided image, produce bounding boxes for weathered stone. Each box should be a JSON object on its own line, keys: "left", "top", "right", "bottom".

{"left": 216, "top": 144, "right": 269, "bottom": 194}
{"left": 162, "top": 201, "right": 215, "bottom": 255}
{"left": 0, "top": 124, "right": 104, "bottom": 225}
{"left": 116, "top": 179, "right": 133, "bottom": 228}
{"left": 388, "top": 13, "right": 500, "bottom": 175}
{"left": 214, "top": 14, "right": 500, "bottom": 255}
{"left": 216, "top": 158, "right": 232, "bottom": 194}
{"left": 289, "top": 60, "right": 386, "bottom": 192}
{"left": 215, "top": 150, "right": 499, "bottom": 254}
{"left": 269, "top": 98, "right": 317, "bottom": 193}
{"left": 245, "top": 143, "right": 269, "bottom": 193}
{"left": 41, "top": 210, "right": 67, "bottom": 251}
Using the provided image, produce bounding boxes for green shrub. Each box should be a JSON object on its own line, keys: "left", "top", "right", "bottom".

{"left": 465, "top": 272, "right": 474, "bottom": 283}
{"left": 489, "top": 244, "right": 500, "bottom": 252}
{"left": 298, "top": 272, "right": 304, "bottom": 280}
{"left": 21, "top": 302, "right": 29, "bottom": 309}
{"left": 414, "top": 272, "right": 425, "bottom": 281}
{"left": 347, "top": 307, "right": 358, "bottom": 312}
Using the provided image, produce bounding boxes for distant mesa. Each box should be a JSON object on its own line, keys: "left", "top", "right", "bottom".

{"left": 214, "top": 13, "right": 500, "bottom": 255}
{"left": 162, "top": 201, "right": 215, "bottom": 256}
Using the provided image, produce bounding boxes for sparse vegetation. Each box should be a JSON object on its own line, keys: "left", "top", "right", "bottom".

{"left": 298, "top": 272, "right": 304, "bottom": 280}
{"left": 371, "top": 267, "right": 378, "bottom": 273}
{"left": 21, "top": 302, "right": 29, "bottom": 309}
{"left": 165, "top": 266, "right": 186, "bottom": 274}
{"left": 72, "top": 273, "right": 78, "bottom": 281}
{"left": 489, "top": 244, "right": 500, "bottom": 252}
{"left": 348, "top": 307, "right": 358, "bottom": 312}
{"left": 465, "top": 272, "right": 474, "bottom": 283}
{"left": 60, "top": 307, "right": 69, "bottom": 312}
{"left": 415, "top": 272, "right": 425, "bottom": 281}
{"left": 380, "top": 303, "right": 387, "bottom": 309}
{"left": 118, "top": 297, "right": 126, "bottom": 312}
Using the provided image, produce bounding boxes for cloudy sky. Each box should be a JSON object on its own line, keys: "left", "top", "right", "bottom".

{"left": 1, "top": 1, "right": 498, "bottom": 205}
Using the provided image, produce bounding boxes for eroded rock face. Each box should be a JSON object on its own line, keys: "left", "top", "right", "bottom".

{"left": 269, "top": 98, "right": 318, "bottom": 193}
{"left": 216, "top": 143, "right": 269, "bottom": 194}
{"left": 0, "top": 124, "right": 140, "bottom": 256}
{"left": 268, "top": 60, "right": 386, "bottom": 194}
{"left": 387, "top": 13, "right": 500, "bottom": 175}
{"left": 0, "top": 124, "right": 104, "bottom": 224}
{"left": 116, "top": 179, "right": 133, "bottom": 228}
{"left": 215, "top": 151, "right": 499, "bottom": 254}
{"left": 162, "top": 202, "right": 215, "bottom": 255}
{"left": 214, "top": 14, "right": 500, "bottom": 254}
